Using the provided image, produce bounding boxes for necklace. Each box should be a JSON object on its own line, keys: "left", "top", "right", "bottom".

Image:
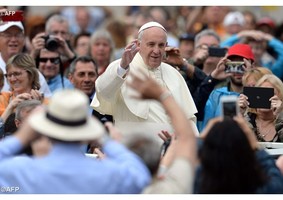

{"left": 255, "top": 118, "right": 275, "bottom": 139}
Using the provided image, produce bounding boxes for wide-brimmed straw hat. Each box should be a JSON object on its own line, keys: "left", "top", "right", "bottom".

{"left": 29, "top": 89, "right": 105, "bottom": 141}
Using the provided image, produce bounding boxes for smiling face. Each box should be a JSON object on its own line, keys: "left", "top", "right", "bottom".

{"left": 6, "top": 65, "right": 31, "bottom": 95}
{"left": 138, "top": 27, "right": 167, "bottom": 68}
{"left": 38, "top": 49, "right": 60, "bottom": 80}
{"left": 69, "top": 61, "right": 98, "bottom": 96}
{"left": 0, "top": 26, "right": 25, "bottom": 62}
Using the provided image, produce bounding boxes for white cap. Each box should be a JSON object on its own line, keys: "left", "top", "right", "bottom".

{"left": 223, "top": 11, "right": 245, "bottom": 27}
{"left": 0, "top": 21, "right": 24, "bottom": 32}
{"left": 138, "top": 21, "right": 167, "bottom": 34}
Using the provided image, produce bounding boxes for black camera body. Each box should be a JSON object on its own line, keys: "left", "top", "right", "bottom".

{"left": 225, "top": 61, "right": 245, "bottom": 74}
{"left": 42, "top": 35, "right": 59, "bottom": 51}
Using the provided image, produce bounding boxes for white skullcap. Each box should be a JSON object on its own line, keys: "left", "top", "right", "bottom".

{"left": 138, "top": 21, "right": 167, "bottom": 34}
{"left": 223, "top": 11, "right": 245, "bottom": 27}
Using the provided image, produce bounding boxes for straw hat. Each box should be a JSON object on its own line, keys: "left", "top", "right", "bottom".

{"left": 29, "top": 89, "right": 105, "bottom": 141}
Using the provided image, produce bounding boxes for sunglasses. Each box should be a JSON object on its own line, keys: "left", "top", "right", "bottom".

{"left": 39, "top": 57, "right": 60, "bottom": 64}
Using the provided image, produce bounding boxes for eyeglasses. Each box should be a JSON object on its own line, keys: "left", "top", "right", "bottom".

{"left": 39, "top": 57, "right": 60, "bottom": 64}
{"left": 5, "top": 71, "right": 26, "bottom": 79}
{"left": 0, "top": 32, "right": 24, "bottom": 39}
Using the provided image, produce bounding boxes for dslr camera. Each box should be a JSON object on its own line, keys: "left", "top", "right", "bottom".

{"left": 41, "top": 35, "right": 59, "bottom": 52}
{"left": 225, "top": 61, "right": 245, "bottom": 74}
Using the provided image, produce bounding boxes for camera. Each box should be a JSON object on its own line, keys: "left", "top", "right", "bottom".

{"left": 41, "top": 35, "right": 59, "bottom": 51}
{"left": 225, "top": 61, "right": 245, "bottom": 74}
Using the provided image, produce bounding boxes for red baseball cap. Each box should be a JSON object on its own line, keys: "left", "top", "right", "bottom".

{"left": 227, "top": 43, "right": 255, "bottom": 62}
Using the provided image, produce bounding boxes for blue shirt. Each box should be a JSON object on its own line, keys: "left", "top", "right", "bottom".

{"left": 198, "top": 86, "right": 239, "bottom": 132}
{"left": 47, "top": 74, "right": 74, "bottom": 94}
{"left": 0, "top": 136, "right": 151, "bottom": 194}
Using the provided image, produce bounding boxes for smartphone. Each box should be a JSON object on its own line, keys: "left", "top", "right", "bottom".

{"left": 225, "top": 61, "right": 245, "bottom": 74}
{"left": 220, "top": 95, "right": 239, "bottom": 118}
{"left": 208, "top": 47, "right": 227, "bottom": 57}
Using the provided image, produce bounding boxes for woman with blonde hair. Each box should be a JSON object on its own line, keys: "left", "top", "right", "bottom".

{"left": 242, "top": 67, "right": 272, "bottom": 87}
{"left": 240, "top": 73, "right": 283, "bottom": 142}
{"left": 239, "top": 67, "right": 273, "bottom": 115}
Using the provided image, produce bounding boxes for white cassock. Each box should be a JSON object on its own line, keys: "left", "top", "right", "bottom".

{"left": 91, "top": 53, "right": 198, "bottom": 146}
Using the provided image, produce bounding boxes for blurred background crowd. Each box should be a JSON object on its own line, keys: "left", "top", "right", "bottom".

{"left": 1, "top": 5, "right": 283, "bottom": 194}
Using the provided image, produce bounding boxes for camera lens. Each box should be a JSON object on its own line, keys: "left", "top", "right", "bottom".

{"left": 45, "top": 37, "right": 59, "bottom": 52}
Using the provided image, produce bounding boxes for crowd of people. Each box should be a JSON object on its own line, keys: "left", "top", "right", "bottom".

{"left": 1, "top": 5, "right": 283, "bottom": 194}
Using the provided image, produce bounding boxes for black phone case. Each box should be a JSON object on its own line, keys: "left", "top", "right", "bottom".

{"left": 208, "top": 47, "right": 227, "bottom": 57}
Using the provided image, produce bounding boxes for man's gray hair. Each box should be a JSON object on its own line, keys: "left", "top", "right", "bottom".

{"left": 15, "top": 100, "right": 41, "bottom": 121}
{"left": 194, "top": 29, "right": 221, "bottom": 48}
{"left": 45, "top": 14, "right": 69, "bottom": 33}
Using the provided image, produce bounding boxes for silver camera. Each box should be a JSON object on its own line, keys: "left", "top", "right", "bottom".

{"left": 225, "top": 61, "right": 245, "bottom": 74}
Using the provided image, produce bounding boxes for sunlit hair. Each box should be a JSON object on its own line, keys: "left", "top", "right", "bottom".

{"left": 6, "top": 53, "right": 40, "bottom": 90}
{"left": 256, "top": 74, "right": 283, "bottom": 101}
{"left": 242, "top": 67, "right": 272, "bottom": 87}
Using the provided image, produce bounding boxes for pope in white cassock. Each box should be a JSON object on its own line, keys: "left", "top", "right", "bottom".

{"left": 91, "top": 21, "right": 198, "bottom": 145}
